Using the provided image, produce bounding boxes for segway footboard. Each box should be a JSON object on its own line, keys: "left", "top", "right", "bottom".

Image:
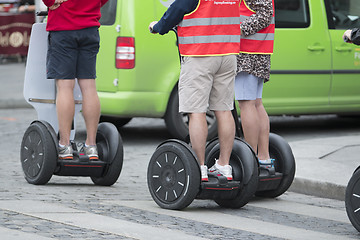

{"left": 197, "top": 175, "right": 241, "bottom": 200}
{"left": 55, "top": 159, "right": 107, "bottom": 177}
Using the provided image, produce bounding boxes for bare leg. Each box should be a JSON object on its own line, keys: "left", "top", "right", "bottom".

{"left": 255, "top": 98, "right": 270, "bottom": 160}
{"left": 215, "top": 110, "right": 235, "bottom": 166}
{"left": 238, "top": 99, "right": 259, "bottom": 154}
{"left": 189, "top": 112, "right": 208, "bottom": 165}
{"left": 56, "top": 79, "right": 75, "bottom": 146}
{"left": 78, "top": 79, "right": 100, "bottom": 146}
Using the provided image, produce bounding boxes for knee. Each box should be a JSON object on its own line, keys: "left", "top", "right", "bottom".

{"left": 238, "top": 100, "right": 255, "bottom": 110}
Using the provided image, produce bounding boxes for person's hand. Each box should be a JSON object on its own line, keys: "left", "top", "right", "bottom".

{"left": 149, "top": 21, "right": 158, "bottom": 34}
{"left": 49, "top": 0, "right": 68, "bottom": 10}
{"left": 18, "top": 4, "right": 35, "bottom": 13}
{"left": 343, "top": 29, "right": 352, "bottom": 43}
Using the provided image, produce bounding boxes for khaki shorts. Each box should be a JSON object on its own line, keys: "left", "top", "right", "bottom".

{"left": 178, "top": 55, "right": 236, "bottom": 113}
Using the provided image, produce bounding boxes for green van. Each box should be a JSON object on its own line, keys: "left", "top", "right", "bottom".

{"left": 96, "top": 0, "right": 360, "bottom": 140}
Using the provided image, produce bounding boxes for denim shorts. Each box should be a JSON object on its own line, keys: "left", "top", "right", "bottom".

{"left": 234, "top": 72, "right": 264, "bottom": 100}
{"left": 46, "top": 27, "right": 100, "bottom": 80}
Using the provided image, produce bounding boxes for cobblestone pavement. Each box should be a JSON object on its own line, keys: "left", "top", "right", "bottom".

{"left": 0, "top": 108, "right": 359, "bottom": 239}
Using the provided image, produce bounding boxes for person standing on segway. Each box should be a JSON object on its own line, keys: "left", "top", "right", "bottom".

{"left": 149, "top": 0, "right": 240, "bottom": 182}
{"left": 343, "top": 28, "right": 360, "bottom": 45}
{"left": 42, "top": 0, "right": 108, "bottom": 160}
{"left": 235, "top": 0, "right": 275, "bottom": 170}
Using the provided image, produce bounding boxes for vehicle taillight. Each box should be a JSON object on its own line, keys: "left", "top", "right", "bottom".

{"left": 116, "top": 37, "right": 135, "bottom": 69}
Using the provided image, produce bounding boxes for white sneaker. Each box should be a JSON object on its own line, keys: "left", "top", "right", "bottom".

{"left": 200, "top": 165, "right": 208, "bottom": 182}
{"left": 209, "top": 160, "right": 233, "bottom": 181}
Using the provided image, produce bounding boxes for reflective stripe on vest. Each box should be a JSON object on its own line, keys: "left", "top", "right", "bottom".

{"left": 179, "top": 35, "right": 240, "bottom": 44}
{"left": 240, "top": 0, "right": 275, "bottom": 54}
{"left": 180, "top": 17, "right": 241, "bottom": 27}
{"left": 177, "top": 0, "right": 241, "bottom": 56}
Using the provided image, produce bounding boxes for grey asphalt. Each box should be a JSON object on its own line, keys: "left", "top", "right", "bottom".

{"left": 1, "top": 61, "right": 360, "bottom": 201}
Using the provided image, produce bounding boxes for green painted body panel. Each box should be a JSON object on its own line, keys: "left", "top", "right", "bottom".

{"left": 96, "top": 0, "right": 360, "bottom": 118}
{"left": 96, "top": 0, "right": 179, "bottom": 117}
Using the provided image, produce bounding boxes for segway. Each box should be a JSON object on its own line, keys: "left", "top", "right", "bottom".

{"left": 20, "top": 22, "right": 123, "bottom": 186}
{"left": 345, "top": 167, "right": 360, "bottom": 232}
{"left": 147, "top": 137, "right": 258, "bottom": 210}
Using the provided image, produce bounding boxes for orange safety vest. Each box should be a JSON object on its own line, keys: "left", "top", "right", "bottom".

{"left": 239, "top": 0, "right": 275, "bottom": 54}
{"left": 177, "top": 0, "right": 241, "bottom": 57}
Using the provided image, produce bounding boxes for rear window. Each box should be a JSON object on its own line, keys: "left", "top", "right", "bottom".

{"left": 326, "top": 0, "right": 360, "bottom": 29}
{"left": 275, "top": 0, "right": 310, "bottom": 28}
{"left": 100, "top": 0, "right": 117, "bottom": 26}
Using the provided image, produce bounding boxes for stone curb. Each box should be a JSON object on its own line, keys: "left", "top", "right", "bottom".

{"left": 289, "top": 177, "right": 346, "bottom": 201}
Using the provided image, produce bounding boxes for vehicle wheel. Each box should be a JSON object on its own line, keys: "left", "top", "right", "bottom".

{"left": 99, "top": 115, "right": 132, "bottom": 128}
{"left": 164, "top": 87, "right": 218, "bottom": 141}
{"left": 346, "top": 168, "right": 360, "bottom": 232}
{"left": 147, "top": 140, "right": 200, "bottom": 210}
{"left": 255, "top": 133, "right": 296, "bottom": 198}
{"left": 91, "top": 122, "right": 124, "bottom": 186}
{"left": 206, "top": 138, "right": 258, "bottom": 208}
{"left": 20, "top": 121, "right": 57, "bottom": 185}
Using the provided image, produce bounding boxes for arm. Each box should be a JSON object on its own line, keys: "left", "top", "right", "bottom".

{"left": 18, "top": 4, "right": 36, "bottom": 13}
{"left": 241, "top": 0, "right": 273, "bottom": 36}
{"left": 351, "top": 28, "right": 360, "bottom": 45}
{"left": 150, "top": 0, "right": 198, "bottom": 35}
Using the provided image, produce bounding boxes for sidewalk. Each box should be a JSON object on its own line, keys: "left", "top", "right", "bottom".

{"left": 289, "top": 137, "right": 360, "bottom": 200}
{"left": 1, "top": 62, "right": 359, "bottom": 201}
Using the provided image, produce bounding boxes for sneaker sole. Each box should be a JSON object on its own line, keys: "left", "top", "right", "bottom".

{"left": 202, "top": 177, "right": 208, "bottom": 182}
{"left": 59, "top": 156, "right": 73, "bottom": 160}
{"left": 209, "top": 171, "right": 233, "bottom": 181}
{"left": 89, "top": 156, "right": 99, "bottom": 160}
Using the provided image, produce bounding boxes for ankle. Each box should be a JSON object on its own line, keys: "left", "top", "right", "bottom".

{"left": 59, "top": 142, "right": 70, "bottom": 147}
{"left": 216, "top": 160, "right": 229, "bottom": 167}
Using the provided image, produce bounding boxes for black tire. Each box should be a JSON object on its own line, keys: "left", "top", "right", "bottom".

{"left": 206, "top": 138, "right": 258, "bottom": 208}
{"left": 164, "top": 86, "right": 218, "bottom": 141}
{"left": 147, "top": 140, "right": 200, "bottom": 210}
{"left": 345, "top": 168, "right": 360, "bottom": 232}
{"left": 99, "top": 116, "right": 132, "bottom": 128}
{"left": 90, "top": 122, "right": 124, "bottom": 186}
{"left": 20, "top": 121, "right": 57, "bottom": 185}
{"left": 255, "top": 133, "right": 296, "bottom": 198}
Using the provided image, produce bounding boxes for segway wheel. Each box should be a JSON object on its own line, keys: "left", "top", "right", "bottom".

{"left": 255, "top": 133, "right": 296, "bottom": 198}
{"left": 207, "top": 138, "right": 258, "bottom": 208}
{"left": 147, "top": 140, "right": 201, "bottom": 210}
{"left": 20, "top": 121, "right": 57, "bottom": 185}
{"left": 90, "top": 122, "right": 124, "bottom": 186}
{"left": 345, "top": 168, "right": 360, "bottom": 232}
